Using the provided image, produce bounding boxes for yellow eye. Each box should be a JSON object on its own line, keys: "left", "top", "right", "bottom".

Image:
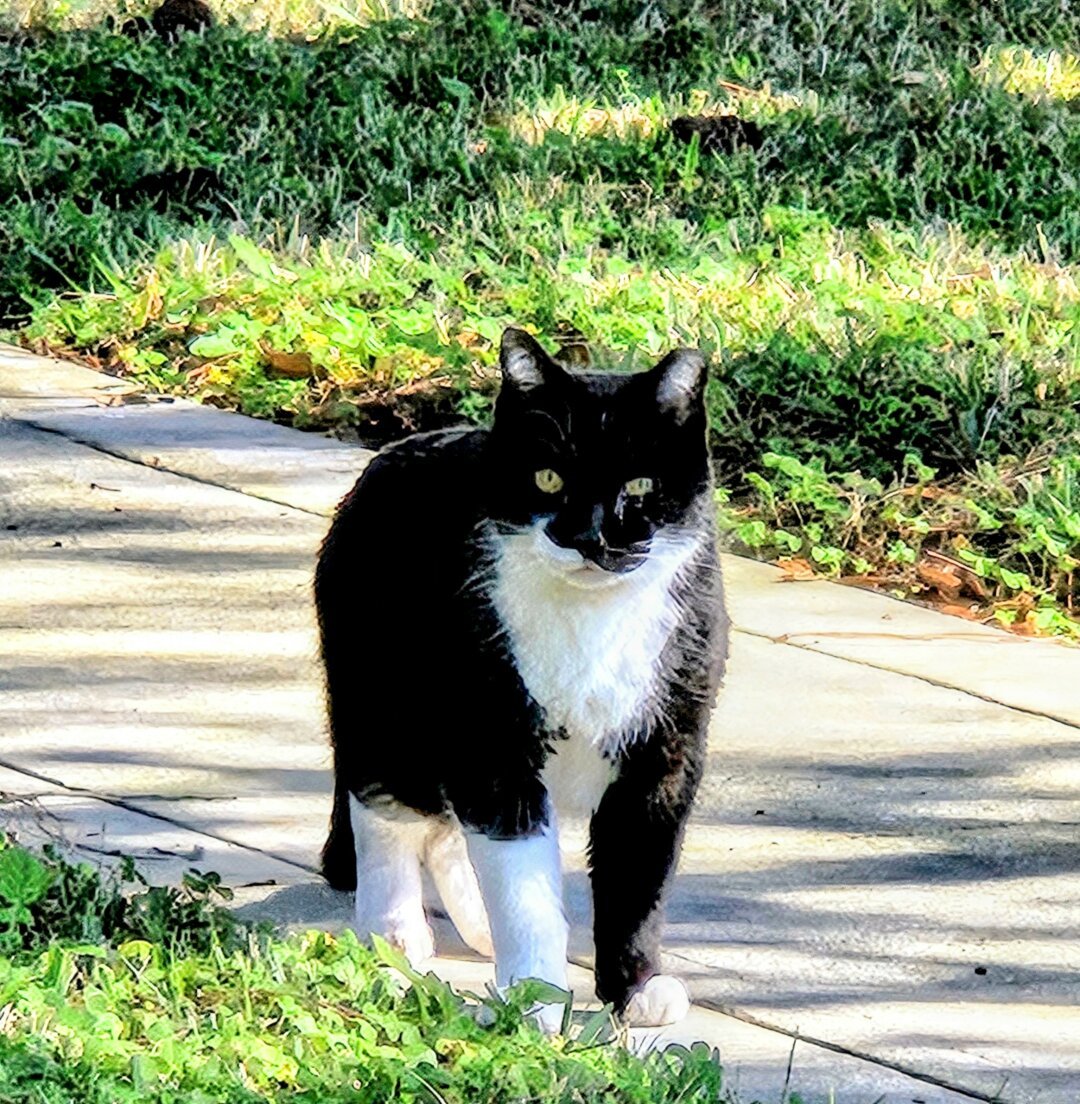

{"left": 535, "top": 468, "right": 564, "bottom": 494}
{"left": 624, "top": 477, "right": 654, "bottom": 496}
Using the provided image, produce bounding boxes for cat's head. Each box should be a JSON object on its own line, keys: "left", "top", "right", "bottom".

{"left": 487, "top": 327, "right": 711, "bottom": 588}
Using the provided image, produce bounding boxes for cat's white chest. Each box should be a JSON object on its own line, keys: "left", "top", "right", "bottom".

{"left": 488, "top": 525, "right": 696, "bottom": 813}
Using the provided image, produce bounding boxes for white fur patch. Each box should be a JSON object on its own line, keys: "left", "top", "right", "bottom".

{"left": 487, "top": 521, "right": 700, "bottom": 808}
{"left": 542, "top": 730, "right": 616, "bottom": 819}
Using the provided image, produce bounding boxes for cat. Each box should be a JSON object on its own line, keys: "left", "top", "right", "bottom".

{"left": 316, "top": 326, "right": 728, "bottom": 1030}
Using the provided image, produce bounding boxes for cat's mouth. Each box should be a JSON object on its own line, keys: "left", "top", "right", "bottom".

{"left": 559, "top": 561, "right": 628, "bottom": 589}
{"left": 533, "top": 529, "right": 647, "bottom": 587}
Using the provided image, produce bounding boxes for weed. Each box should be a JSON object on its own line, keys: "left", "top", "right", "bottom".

{"left": 0, "top": 834, "right": 248, "bottom": 956}
{"left": 717, "top": 452, "right": 1080, "bottom": 637}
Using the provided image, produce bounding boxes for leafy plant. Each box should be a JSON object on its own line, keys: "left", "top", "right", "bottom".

{"left": 0, "top": 835, "right": 248, "bottom": 956}
{"left": 0, "top": 842, "right": 53, "bottom": 952}
{"left": 0, "top": 838, "right": 729, "bottom": 1104}
{"left": 718, "top": 452, "right": 1080, "bottom": 638}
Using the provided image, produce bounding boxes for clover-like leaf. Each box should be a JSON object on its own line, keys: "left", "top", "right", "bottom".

{"left": 0, "top": 847, "right": 52, "bottom": 909}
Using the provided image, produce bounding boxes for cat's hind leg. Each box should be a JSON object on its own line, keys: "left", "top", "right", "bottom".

{"left": 349, "top": 794, "right": 434, "bottom": 965}
{"left": 424, "top": 821, "right": 494, "bottom": 958}
{"left": 321, "top": 780, "right": 357, "bottom": 891}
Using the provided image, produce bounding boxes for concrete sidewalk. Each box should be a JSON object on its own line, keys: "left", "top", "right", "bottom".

{"left": 1, "top": 345, "right": 1077, "bottom": 1104}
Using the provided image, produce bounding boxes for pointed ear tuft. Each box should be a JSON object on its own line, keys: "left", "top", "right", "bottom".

{"left": 500, "top": 327, "right": 561, "bottom": 391}
{"left": 653, "top": 348, "right": 707, "bottom": 423}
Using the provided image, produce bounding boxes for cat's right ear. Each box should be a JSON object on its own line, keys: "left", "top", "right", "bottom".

{"left": 500, "top": 328, "right": 563, "bottom": 392}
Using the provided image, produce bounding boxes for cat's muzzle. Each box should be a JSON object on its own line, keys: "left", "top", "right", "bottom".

{"left": 537, "top": 528, "right": 648, "bottom": 585}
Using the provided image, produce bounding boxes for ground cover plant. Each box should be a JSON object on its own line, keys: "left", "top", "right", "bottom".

{"left": 0, "top": 835, "right": 726, "bottom": 1102}
{"left": 4, "top": 0, "right": 1080, "bottom": 635}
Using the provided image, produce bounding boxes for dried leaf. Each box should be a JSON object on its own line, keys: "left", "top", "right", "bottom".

{"left": 936, "top": 603, "right": 984, "bottom": 621}
{"left": 924, "top": 550, "right": 989, "bottom": 599}
{"left": 259, "top": 343, "right": 322, "bottom": 380}
{"left": 776, "top": 557, "right": 817, "bottom": 581}
{"left": 899, "top": 484, "right": 946, "bottom": 499}
{"left": 916, "top": 559, "right": 963, "bottom": 598}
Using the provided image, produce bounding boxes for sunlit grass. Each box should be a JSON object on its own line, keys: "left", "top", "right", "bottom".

{"left": 26, "top": 206, "right": 1080, "bottom": 400}
{"left": 4, "top": 0, "right": 423, "bottom": 34}
{"left": 976, "top": 46, "right": 1080, "bottom": 102}
{"left": 503, "top": 83, "right": 817, "bottom": 146}
{"left": 506, "top": 91, "right": 664, "bottom": 145}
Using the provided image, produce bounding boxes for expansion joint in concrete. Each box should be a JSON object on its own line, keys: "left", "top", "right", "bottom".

{"left": 734, "top": 626, "right": 1079, "bottom": 733}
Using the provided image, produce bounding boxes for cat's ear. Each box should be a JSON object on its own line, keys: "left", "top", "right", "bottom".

{"left": 500, "top": 328, "right": 564, "bottom": 392}
{"left": 652, "top": 348, "right": 707, "bottom": 424}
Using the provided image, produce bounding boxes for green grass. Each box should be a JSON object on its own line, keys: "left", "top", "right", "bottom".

{"left": 5, "top": 0, "right": 1080, "bottom": 634}
{"left": 4, "top": 0, "right": 1079, "bottom": 326}
{"left": 0, "top": 837, "right": 727, "bottom": 1103}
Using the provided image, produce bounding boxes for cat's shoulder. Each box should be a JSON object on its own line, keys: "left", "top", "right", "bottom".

{"left": 332, "top": 426, "right": 487, "bottom": 526}
{"left": 374, "top": 426, "right": 486, "bottom": 471}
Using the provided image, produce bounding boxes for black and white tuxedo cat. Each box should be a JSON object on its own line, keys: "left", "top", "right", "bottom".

{"left": 316, "top": 327, "right": 727, "bottom": 1030}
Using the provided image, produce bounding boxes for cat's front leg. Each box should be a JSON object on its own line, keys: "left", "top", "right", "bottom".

{"left": 466, "top": 815, "right": 569, "bottom": 1033}
{"left": 588, "top": 732, "right": 703, "bottom": 1027}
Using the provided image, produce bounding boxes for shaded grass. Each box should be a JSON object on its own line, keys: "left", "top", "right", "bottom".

{"left": 2, "top": 0, "right": 1079, "bottom": 323}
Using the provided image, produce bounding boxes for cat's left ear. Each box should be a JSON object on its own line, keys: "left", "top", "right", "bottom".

{"left": 500, "top": 327, "right": 564, "bottom": 392}
{"left": 652, "top": 348, "right": 707, "bottom": 424}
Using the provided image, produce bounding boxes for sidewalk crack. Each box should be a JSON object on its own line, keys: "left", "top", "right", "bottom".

{"left": 0, "top": 754, "right": 317, "bottom": 875}
{"left": 734, "top": 625, "right": 1080, "bottom": 733}
{"left": 691, "top": 994, "right": 1007, "bottom": 1103}
{"left": 11, "top": 415, "right": 331, "bottom": 519}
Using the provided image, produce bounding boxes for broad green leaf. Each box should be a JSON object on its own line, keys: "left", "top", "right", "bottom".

{"left": 228, "top": 235, "right": 275, "bottom": 281}
{"left": 575, "top": 1006, "right": 614, "bottom": 1046}
{"left": 510, "top": 978, "right": 572, "bottom": 1006}
{"left": 189, "top": 328, "right": 244, "bottom": 358}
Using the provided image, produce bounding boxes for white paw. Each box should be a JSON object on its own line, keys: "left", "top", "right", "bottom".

{"left": 358, "top": 913, "right": 435, "bottom": 966}
{"left": 387, "top": 916, "right": 436, "bottom": 966}
{"left": 532, "top": 999, "right": 566, "bottom": 1036}
{"left": 623, "top": 975, "right": 690, "bottom": 1027}
{"left": 461, "top": 923, "right": 495, "bottom": 959}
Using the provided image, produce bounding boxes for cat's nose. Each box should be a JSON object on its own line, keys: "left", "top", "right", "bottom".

{"left": 573, "top": 532, "right": 606, "bottom": 560}
{"left": 546, "top": 504, "right": 606, "bottom": 559}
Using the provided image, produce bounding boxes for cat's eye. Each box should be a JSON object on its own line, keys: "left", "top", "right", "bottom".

{"left": 624, "top": 477, "right": 654, "bottom": 496}
{"left": 535, "top": 468, "right": 565, "bottom": 494}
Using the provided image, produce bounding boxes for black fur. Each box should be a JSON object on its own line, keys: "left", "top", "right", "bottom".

{"left": 316, "top": 328, "right": 728, "bottom": 1013}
